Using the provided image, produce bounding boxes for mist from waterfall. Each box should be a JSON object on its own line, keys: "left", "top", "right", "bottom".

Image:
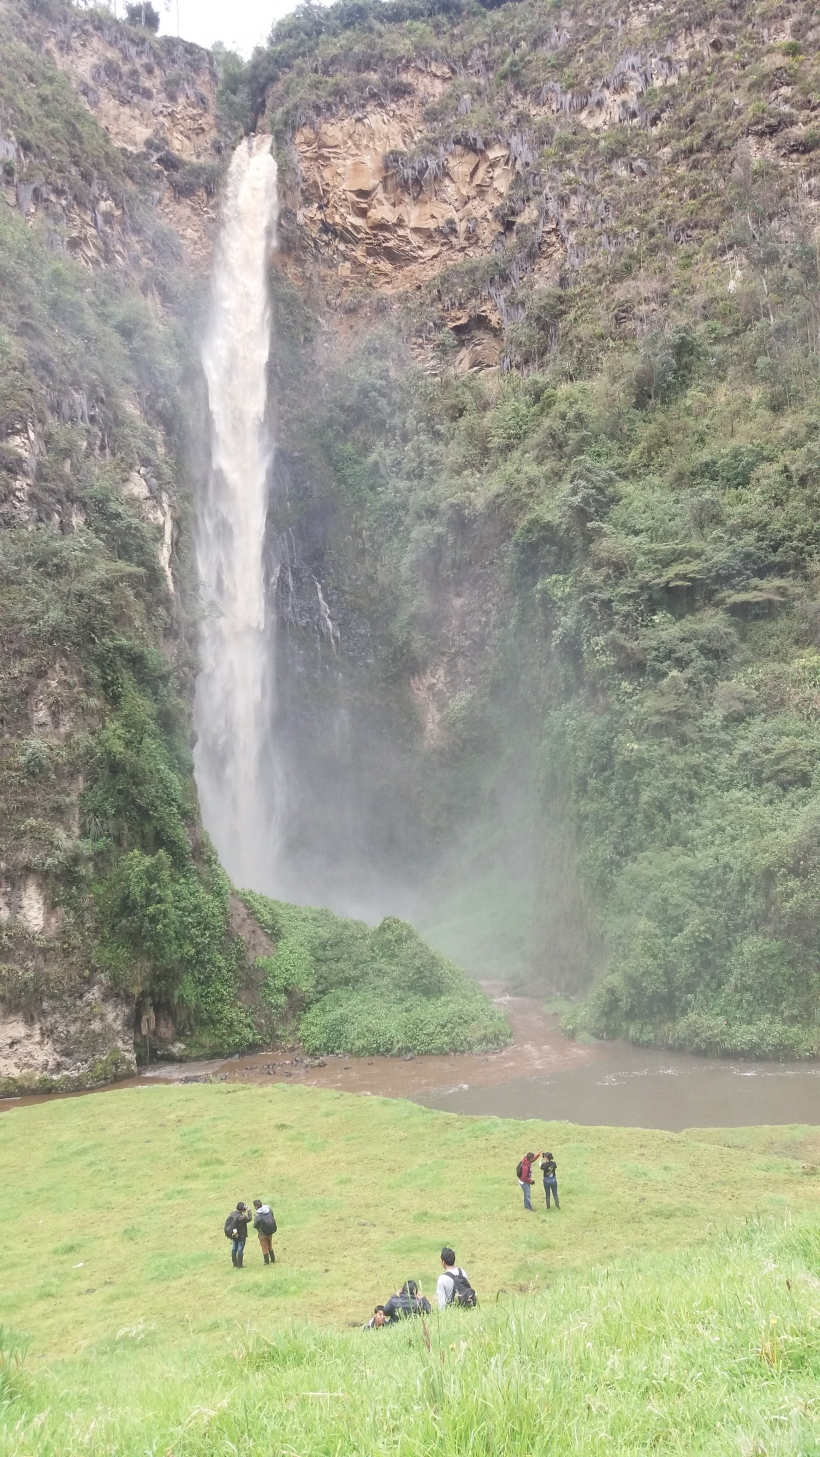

{"left": 193, "top": 135, "right": 279, "bottom": 892}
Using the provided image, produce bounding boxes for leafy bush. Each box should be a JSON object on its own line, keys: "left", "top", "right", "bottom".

{"left": 242, "top": 894, "right": 510, "bottom": 1055}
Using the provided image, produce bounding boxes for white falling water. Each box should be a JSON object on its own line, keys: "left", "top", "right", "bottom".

{"left": 194, "top": 135, "right": 279, "bottom": 890}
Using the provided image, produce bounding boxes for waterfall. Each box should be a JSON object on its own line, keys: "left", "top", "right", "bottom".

{"left": 193, "top": 135, "right": 279, "bottom": 891}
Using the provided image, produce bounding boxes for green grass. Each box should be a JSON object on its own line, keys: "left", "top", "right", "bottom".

{"left": 3, "top": 1083, "right": 819, "bottom": 1354}
{"left": 1, "top": 1086, "right": 820, "bottom": 1455}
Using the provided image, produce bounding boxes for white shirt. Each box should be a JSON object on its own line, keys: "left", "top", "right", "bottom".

{"left": 436, "top": 1266, "right": 467, "bottom": 1310}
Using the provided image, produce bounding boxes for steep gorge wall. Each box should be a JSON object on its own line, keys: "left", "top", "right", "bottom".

{"left": 0, "top": 0, "right": 267, "bottom": 1089}
{"left": 243, "top": 0, "right": 820, "bottom": 1047}
{"left": 4, "top": 0, "right": 820, "bottom": 1072}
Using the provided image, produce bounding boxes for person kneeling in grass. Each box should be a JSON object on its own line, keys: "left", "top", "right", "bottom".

{"left": 383, "top": 1280, "right": 432, "bottom": 1321}
{"left": 364, "top": 1306, "right": 388, "bottom": 1330}
{"left": 252, "top": 1198, "right": 277, "bottom": 1264}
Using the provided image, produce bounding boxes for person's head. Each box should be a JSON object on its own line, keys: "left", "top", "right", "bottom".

{"left": 544, "top": 1152, "right": 553, "bottom": 1161}
{"left": 441, "top": 1247, "right": 456, "bottom": 1268}
{"left": 373, "top": 1306, "right": 386, "bottom": 1327}
{"left": 253, "top": 1199, "right": 262, "bottom": 1209}
{"left": 525, "top": 1152, "right": 535, "bottom": 1162}
{"left": 237, "top": 1200, "right": 247, "bottom": 1212}
{"left": 401, "top": 1280, "right": 418, "bottom": 1297}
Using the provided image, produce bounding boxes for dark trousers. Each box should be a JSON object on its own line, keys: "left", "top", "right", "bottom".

{"left": 231, "top": 1237, "right": 246, "bottom": 1264}
{"left": 543, "top": 1177, "right": 559, "bottom": 1208}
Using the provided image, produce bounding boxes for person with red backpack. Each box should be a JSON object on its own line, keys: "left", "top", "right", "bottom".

{"left": 516, "top": 1151, "right": 541, "bottom": 1211}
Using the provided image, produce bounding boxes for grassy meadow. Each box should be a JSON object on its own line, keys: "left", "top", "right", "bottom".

{"left": 1, "top": 1083, "right": 820, "bottom": 1454}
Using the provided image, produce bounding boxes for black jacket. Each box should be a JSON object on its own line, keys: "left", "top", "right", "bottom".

{"left": 383, "top": 1291, "right": 432, "bottom": 1321}
{"left": 229, "top": 1211, "right": 251, "bottom": 1240}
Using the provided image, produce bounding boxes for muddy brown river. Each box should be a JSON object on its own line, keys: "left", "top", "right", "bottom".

{"left": 2, "top": 988, "right": 819, "bottom": 1129}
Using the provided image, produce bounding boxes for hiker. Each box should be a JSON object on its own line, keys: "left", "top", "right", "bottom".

{"left": 364, "top": 1305, "right": 388, "bottom": 1330}
{"left": 516, "top": 1151, "right": 541, "bottom": 1211}
{"left": 539, "top": 1151, "right": 560, "bottom": 1209}
{"left": 436, "top": 1247, "right": 477, "bottom": 1309}
{"left": 383, "top": 1280, "right": 432, "bottom": 1321}
{"left": 252, "top": 1198, "right": 277, "bottom": 1264}
{"left": 224, "top": 1200, "right": 251, "bottom": 1268}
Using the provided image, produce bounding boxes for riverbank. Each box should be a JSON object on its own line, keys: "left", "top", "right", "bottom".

{"left": 5, "top": 986, "right": 820, "bottom": 1130}
{"left": 137, "top": 987, "right": 598, "bottom": 1098}
{"left": 1, "top": 1083, "right": 819, "bottom": 1454}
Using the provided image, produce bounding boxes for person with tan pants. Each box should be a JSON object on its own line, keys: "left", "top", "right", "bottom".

{"left": 252, "top": 1198, "right": 277, "bottom": 1264}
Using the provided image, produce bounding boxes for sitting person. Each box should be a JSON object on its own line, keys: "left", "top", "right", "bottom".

{"left": 364, "top": 1305, "right": 388, "bottom": 1330}
{"left": 383, "top": 1280, "right": 432, "bottom": 1321}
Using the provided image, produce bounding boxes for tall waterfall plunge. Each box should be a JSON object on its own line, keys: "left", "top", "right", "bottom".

{"left": 194, "top": 136, "right": 279, "bottom": 891}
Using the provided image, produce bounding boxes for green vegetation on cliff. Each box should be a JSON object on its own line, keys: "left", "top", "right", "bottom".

{"left": 249, "top": 0, "right": 820, "bottom": 1055}
{"left": 0, "top": 5, "right": 254, "bottom": 1074}
{"left": 242, "top": 893, "right": 510, "bottom": 1053}
{"left": 0, "top": 1086, "right": 819, "bottom": 1453}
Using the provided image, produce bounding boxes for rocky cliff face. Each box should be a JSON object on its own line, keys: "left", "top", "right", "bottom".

{"left": 244, "top": 0, "right": 820, "bottom": 1047}
{"left": 4, "top": 0, "right": 820, "bottom": 1070}
{"left": 0, "top": 0, "right": 259, "bottom": 1091}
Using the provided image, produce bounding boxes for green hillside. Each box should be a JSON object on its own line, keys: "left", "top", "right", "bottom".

{"left": 0, "top": 1085, "right": 819, "bottom": 1453}
{"left": 236, "top": 0, "right": 820, "bottom": 1053}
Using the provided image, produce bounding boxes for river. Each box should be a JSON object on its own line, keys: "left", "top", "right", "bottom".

{"left": 6, "top": 987, "right": 814, "bottom": 1131}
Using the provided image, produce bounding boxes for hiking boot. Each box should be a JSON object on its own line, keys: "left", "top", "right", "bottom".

{"left": 263, "top": 1253, "right": 269, "bottom": 1265}
{"left": 270, "top": 1252, "right": 275, "bottom": 1263}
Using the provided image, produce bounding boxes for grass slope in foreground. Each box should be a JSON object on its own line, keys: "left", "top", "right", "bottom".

{"left": 0, "top": 1084, "right": 819, "bottom": 1454}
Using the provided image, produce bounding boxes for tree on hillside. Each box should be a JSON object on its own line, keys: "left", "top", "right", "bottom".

{"left": 125, "top": 2, "right": 160, "bottom": 31}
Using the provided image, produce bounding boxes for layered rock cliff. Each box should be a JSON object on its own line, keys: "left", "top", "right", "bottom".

{"left": 3, "top": 0, "right": 820, "bottom": 1076}
{"left": 246, "top": 0, "right": 820, "bottom": 1052}
{"left": 0, "top": 0, "right": 248, "bottom": 1089}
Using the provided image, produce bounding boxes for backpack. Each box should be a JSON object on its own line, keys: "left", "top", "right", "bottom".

{"left": 515, "top": 1160, "right": 524, "bottom": 1180}
{"left": 224, "top": 1213, "right": 238, "bottom": 1239}
{"left": 256, "top": 1210, "right": 276, "bottom": 1236}
{"left": 446, "top": 1268, "right": 477, "bottom": 1309}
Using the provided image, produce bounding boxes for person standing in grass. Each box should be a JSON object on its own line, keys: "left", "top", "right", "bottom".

{"left": 539, "top": 1151, "right": 560, "bottom": 1209}
{"left": 516, "top": 1151, "right": 540, "bottom": 1211}
{"left": 224, "top": 1201, "right": 251, "bottom": 1268}
{"left": 252, "top": 1198, "right": 277, "bottom": 1265}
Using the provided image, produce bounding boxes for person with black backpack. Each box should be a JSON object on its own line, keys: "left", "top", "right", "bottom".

{"left": 436, "top": 1247, "right": 477, "bottom": 1310}
{"left": 252, "top": 1198, "right": 277, "bottom": 1264}
{"left": 223, "top": 1201, "right": 251, "bottom": 1268}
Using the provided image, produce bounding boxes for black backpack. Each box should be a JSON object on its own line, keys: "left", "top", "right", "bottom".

{"left": 515, "top": 1160, "right": 524, "bottom": 1180}
{"left": 446, "top": 1268, "right": 477, "bottom": 1309}
{"left": 256, "top": 1209, "right": 276, "bottom": 1236}
{"left": 224, "top": 1212, "right": 238, "bottom": 1239}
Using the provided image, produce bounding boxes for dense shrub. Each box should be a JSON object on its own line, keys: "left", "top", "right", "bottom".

{"left": 242, "top": 894, "right": 511, "bottom": 1055}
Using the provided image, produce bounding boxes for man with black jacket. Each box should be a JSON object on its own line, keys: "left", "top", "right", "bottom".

{"left": 383, "top": 1280, "right": 431, "bottom": 1321}
{"left": 226, "top": 1201, "right": 251, "bottom": 1268}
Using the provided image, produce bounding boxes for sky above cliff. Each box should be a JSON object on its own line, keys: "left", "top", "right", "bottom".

{"left": 159, "top": 0, "right": 316, "bottom": 55}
